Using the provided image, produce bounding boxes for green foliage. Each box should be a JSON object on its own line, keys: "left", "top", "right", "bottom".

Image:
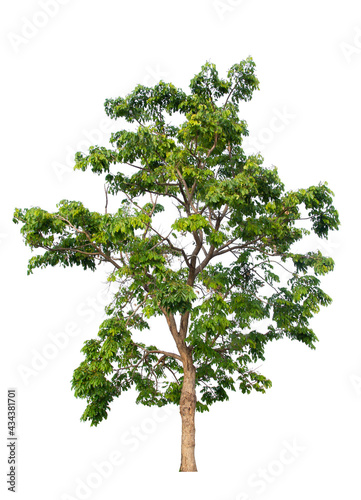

{"left": 13, "top": 58, "right": 340, "bottom": 425}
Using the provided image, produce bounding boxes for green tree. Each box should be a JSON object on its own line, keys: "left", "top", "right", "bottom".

{"left": 13, "top": 58, "right": 340, "bottom": 472}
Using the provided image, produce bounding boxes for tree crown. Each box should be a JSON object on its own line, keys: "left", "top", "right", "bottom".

{"left": 13, "top": 57, "right": 340, "bottom": 425}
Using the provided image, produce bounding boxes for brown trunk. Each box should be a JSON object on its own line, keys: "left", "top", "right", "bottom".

{"left": 179, "top": 356, "right": 197, "bottom": 472}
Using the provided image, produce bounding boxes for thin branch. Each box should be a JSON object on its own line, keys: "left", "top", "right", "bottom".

{"left": 223, "top": 83, "right": 237, "bottom": 108}
{"left": 269, "top": 259, "right": 294, "bottom": 276}
{"left": 123, "top": 191, "right": 190, "bottom": 267}
{"left": 56, "top": 216, "right": 121, "bottom": 269}
{"left": 206, "top": 133, "right": 219, "bottom": 158}
{"left": 134, "top": 344, "right": 182, "bottom": 362}
{"left": 174, "top": 165, "right": 198, "bottom": 214}
{"left": 215, "top": 204, "right": 229, "bottom": 230}
{"left": 104, "top": 184, "right": 108, "bottom": 214}
{"left": 213, "top": 236, "right": 264, "bottom": 257}
{"left": 125, "top": 295, "right": 149, "bottom": 326}
{"left": 212, "top": 236, "right": 239, "bottom": 255}
{"left": 252, "top": 269, "right": 279, "bottom": 293}
{"left": 163, "top": 364, "right": 180, "bottom": 384}
{"left": 194, "top": 244, "right": 216, "bottom": 276}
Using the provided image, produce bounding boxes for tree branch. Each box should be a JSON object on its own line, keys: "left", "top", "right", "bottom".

{"left": 206, "top": 133, "right": 219, "bottom": 158}
{"left": 56, "top": 216, "right": 121, "bottom": 269}
{"left": 104, "top": 184, "right": 108, "bottom": 214}
{"left": 135, "top": 344, "right": 182, "bottom": 362}
{"left": 123, "top": 192, "right": 191, "bottom": 267}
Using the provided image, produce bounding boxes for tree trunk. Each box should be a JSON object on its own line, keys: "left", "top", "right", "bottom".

{"left": 179, "top": 356, "right": 197, "bottom": 472}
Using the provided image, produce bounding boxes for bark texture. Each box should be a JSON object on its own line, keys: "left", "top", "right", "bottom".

{"left": 179, "top": 356, "right": 197, "bottom": 472}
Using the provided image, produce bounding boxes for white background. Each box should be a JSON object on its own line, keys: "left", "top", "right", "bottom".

{"left": 1, "top": 0, "right": 360, "bottom": 499}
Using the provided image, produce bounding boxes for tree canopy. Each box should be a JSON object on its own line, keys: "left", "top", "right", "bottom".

{"left": 14, "top": 57, "right": 340, "bottom": 431}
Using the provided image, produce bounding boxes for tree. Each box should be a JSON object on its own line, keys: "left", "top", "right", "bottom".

{"left": 13, "top": 57, "right": 340, "bottom": 472}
